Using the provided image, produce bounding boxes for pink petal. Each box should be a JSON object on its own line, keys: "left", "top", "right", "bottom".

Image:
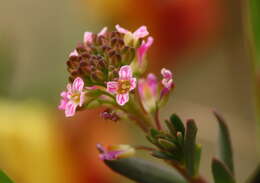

{"left": 69, "top": 50, "right": 78, "bottom": 57}
{"left": 119, "top": 65, "right": 132, "bottom": 79}
{"left": 137, "top": 37, "right": 154, "bottom": 64}
{"left": 147, "top": 73, "right": 158, "bottom": 95}
{"left": 116, "top": 93, "right": 129, "bottom": 106}
{"left": 98, "top": 27, "right": 108, "bottom": 36}
{"left": 130, "top": 78, "right": 136, "bottom": 91}
{"left": 115, "top": 24, "right": 129, "bottom": 34}
{"left": 60, "top": 91, "right": 68, "bottom": 98}
{"left": 58, "top": 99, "right": 67, "bottom": 110}
{"left": 84, "top": 32, "right": 93, "bottom": 43}
{"left": 161, "top": 68, "right": 172, "bottom": 80}
{"left": 107, "top": 81, "right": 119, "bottom": 94}
{"left": 162, "top": 78, "right": 173, "bottom": 89}
{"left": 65, "top": 101, "right": 77, "bottom": 117}
{"left": 72, "top": 77, "right": 84, "bottom": 92}
{"left": 133, "top": 26, "right": 149, "bottom": 39}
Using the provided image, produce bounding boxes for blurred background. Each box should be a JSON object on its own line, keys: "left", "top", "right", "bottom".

{"left": 0, "top": 0, "right": 259, "bottom": 182}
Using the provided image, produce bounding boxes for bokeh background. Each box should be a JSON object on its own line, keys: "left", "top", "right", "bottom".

{"left": 0, "top": 0, "right": 259, "bottom": 182}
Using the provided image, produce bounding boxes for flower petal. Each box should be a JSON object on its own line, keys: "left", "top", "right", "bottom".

{"left": 130, "top": 78, "right": 136, "bottom": 91}
{"left": 133, "top": 26, "right": 149, "bottom": 39}
{"left": 84, "top": 32, "right": 93, "bottom": 43}
{"left": 72, "top": 77, "right": 84, "bottom": 92}
{"left": 119, "top": 65, "right": 132, "bottom": 79}
{"left": 99, "top": 151, "right": 122, "bottom": 160}
{"left": 115, "top": 24, "right": 129, "bottom": 34}
{"left": 69, "top": 50, "right": 78, "bottom": 57}
{"left": 107, "top": 81, "right": 119, "bottom": 94}
{"left": 161, "top": 68, "right": 172, "bottom": 80}
{"left": 58, "top": 99, "right": 67, "bottom": 110}
{"left": 98, "top": 27, "right": 107, "bottom": 36}
{"left": 65, "top": 101, "right": 77, "bottom": 117}
{"left": 137, "top": 37, "right": 154, "bottom": 64}
{"left": 147, "top": 73, "right": 158, "bottom": 95}
{"left": 116, "top": 93, "right": 129, "bottom": 106}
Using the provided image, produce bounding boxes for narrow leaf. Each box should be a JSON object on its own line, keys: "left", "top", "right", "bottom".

{"left": 0, "top": 170, "right": 14, "bottom": 183}
{"left": 213, "top": 111, "right": 234, "bottom": 174}
{"left": 170, "top": 114, "right": 185, "bottom": 136}
{"left": 212, "top": 158, "right": 235, "bottom": 183}
{"left": 184, "top": 119, "right": 198, "bottom": 176}
{"left": 105, "top": 157, "right": 187, "bottom": 183}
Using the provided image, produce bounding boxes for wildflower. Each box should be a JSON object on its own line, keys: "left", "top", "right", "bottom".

{"left": 97, "top": 144, "right": 135, "bottom": 160}
{"left": 137, "top": 37, "right": 154, "bottom": 64}
{"left": 161, "top": 68, "right": 174, "bottom": 89}
{"left": 138, "top": 73, "right": 158, "bottom": 112}
{"left": 101, "top": 109, "right": 120, "bottom": 122}
{"left": 115, "top": 25, "right": 149, "bottom": 39}
{"left": 107, "top": 65, "right": 136, "bottom": 106}
{"left": 115, "top": 25, "right": 149, "bottom": 46}
{"left": 59, "top": 77, "right": 85, "bottom": 117}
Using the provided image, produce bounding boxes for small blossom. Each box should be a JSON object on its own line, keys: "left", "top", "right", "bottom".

{"left": 97, "top": 144, "right": 135, "bottom": 161}
{"left": 101, "top": 109, "right": 120, "bottom": 122}
{"left": 58, "top": 77, "right": 85, "bottom": 117}
{"left": 107, "top": 65, "right": 136, "bottom": 106}
{"left": 161, "top": 68, "right": 174, "bottom": 89}
{"left": 137, "top": 36, "right": 154, "bottom": 64}
{"left": 138, "top": 73, "right": 158, "bottom": 112}
{"left": 115, "top": 25, "right": 149, "bottom": 39}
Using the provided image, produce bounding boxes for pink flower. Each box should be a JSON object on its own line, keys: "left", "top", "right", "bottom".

{"left": 107, "top": 65, "right": 136, "bottom": 106}
{"left": 161, "top": 68, "right": 173, "bottom": 89}
{"left": 58, "top": 77, "right": 85, "bottom": 117}
{"left": 96, "top": 144, "right": 135, "bottom": 161}
{"left": 138, "top": 74, "right": 158, "bottom": 112}
{"left": 84, "top": 27, "right": 108, "bottom": 44}
{"left": 137, "top": 36, "right": 154, "bottom": 64}
{"left": 115, "top": 24, "right": 149, "bottom": 39}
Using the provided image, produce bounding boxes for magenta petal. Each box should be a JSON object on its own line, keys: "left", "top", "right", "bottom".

{"left": 119, "top": 65, "right": 132, "bottom": 79}
{"left": 115, "top": 24, "right": 129, "bottom": 34}
{"left": 84, "top": 32, "right": 93, "bottom": 43}
{"left": 98, "top": 27, "right": 108, "bottom": 36}
{"left": 130, "top": 78, "right": 137, "bottom": 91}
{"left": 138, "top": 79, "right": 145, "bottom": 99}
{"left": 99, "top": 151, "right": 122, "bottom": 161}
{"left": 116, "top": 93, "right": 129, "bottom": 106}
{"left": 65, "top": 101, "right": 77, "bottom": 117}
{"left": 107, "top": 81, "right": 119, "bottom": 94}
{"left": 137, "top": 37, "right": 154, "bottom": 64}
{"left": 72, "top": 77, "right": 84, "bottom": 92}
{"left": 133, "top": 26, "right": 149, "bottom": 39}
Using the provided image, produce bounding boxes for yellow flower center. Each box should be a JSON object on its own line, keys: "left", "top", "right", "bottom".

{"left": 70, "top": 93, "right": 81, "bottom": 104}
{"left": 117, "top": 80, "right": 131, "bottom": 94}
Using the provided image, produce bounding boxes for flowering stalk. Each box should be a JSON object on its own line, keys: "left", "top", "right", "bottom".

{"left": 57, "top": 25, "right": 218, "bottom": 183}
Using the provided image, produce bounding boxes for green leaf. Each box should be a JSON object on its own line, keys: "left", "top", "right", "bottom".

{"left": 105, "top": 157, "right": 187, "bottom": 183}
{"left": 212, "top": 158, "right": 235, "bottom": 183}
{"left": 158, "top": 138, "right": 177, "bottom": 151}
{"left": 213, "top": 111, "right": 234, "bottom": 174}
{"left": 184, "top": 119, "right": 198, "bottom": 176}
{"left": 0, "top": 170, "right": 14, "bottom": 183}
{"left": 194, "top": 144, "right": 202, "bottom": 175}
{"left": 170, "top": 114, "right": 185, "bottom": 136}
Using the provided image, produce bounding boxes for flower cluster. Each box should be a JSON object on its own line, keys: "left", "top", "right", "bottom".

{"left": 58, "top": 25, "right": 174, "bottom": 160}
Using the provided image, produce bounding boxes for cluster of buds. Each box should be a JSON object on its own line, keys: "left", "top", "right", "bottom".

{"left": 58, "top": 25, "right": 175, "bottom": 160}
